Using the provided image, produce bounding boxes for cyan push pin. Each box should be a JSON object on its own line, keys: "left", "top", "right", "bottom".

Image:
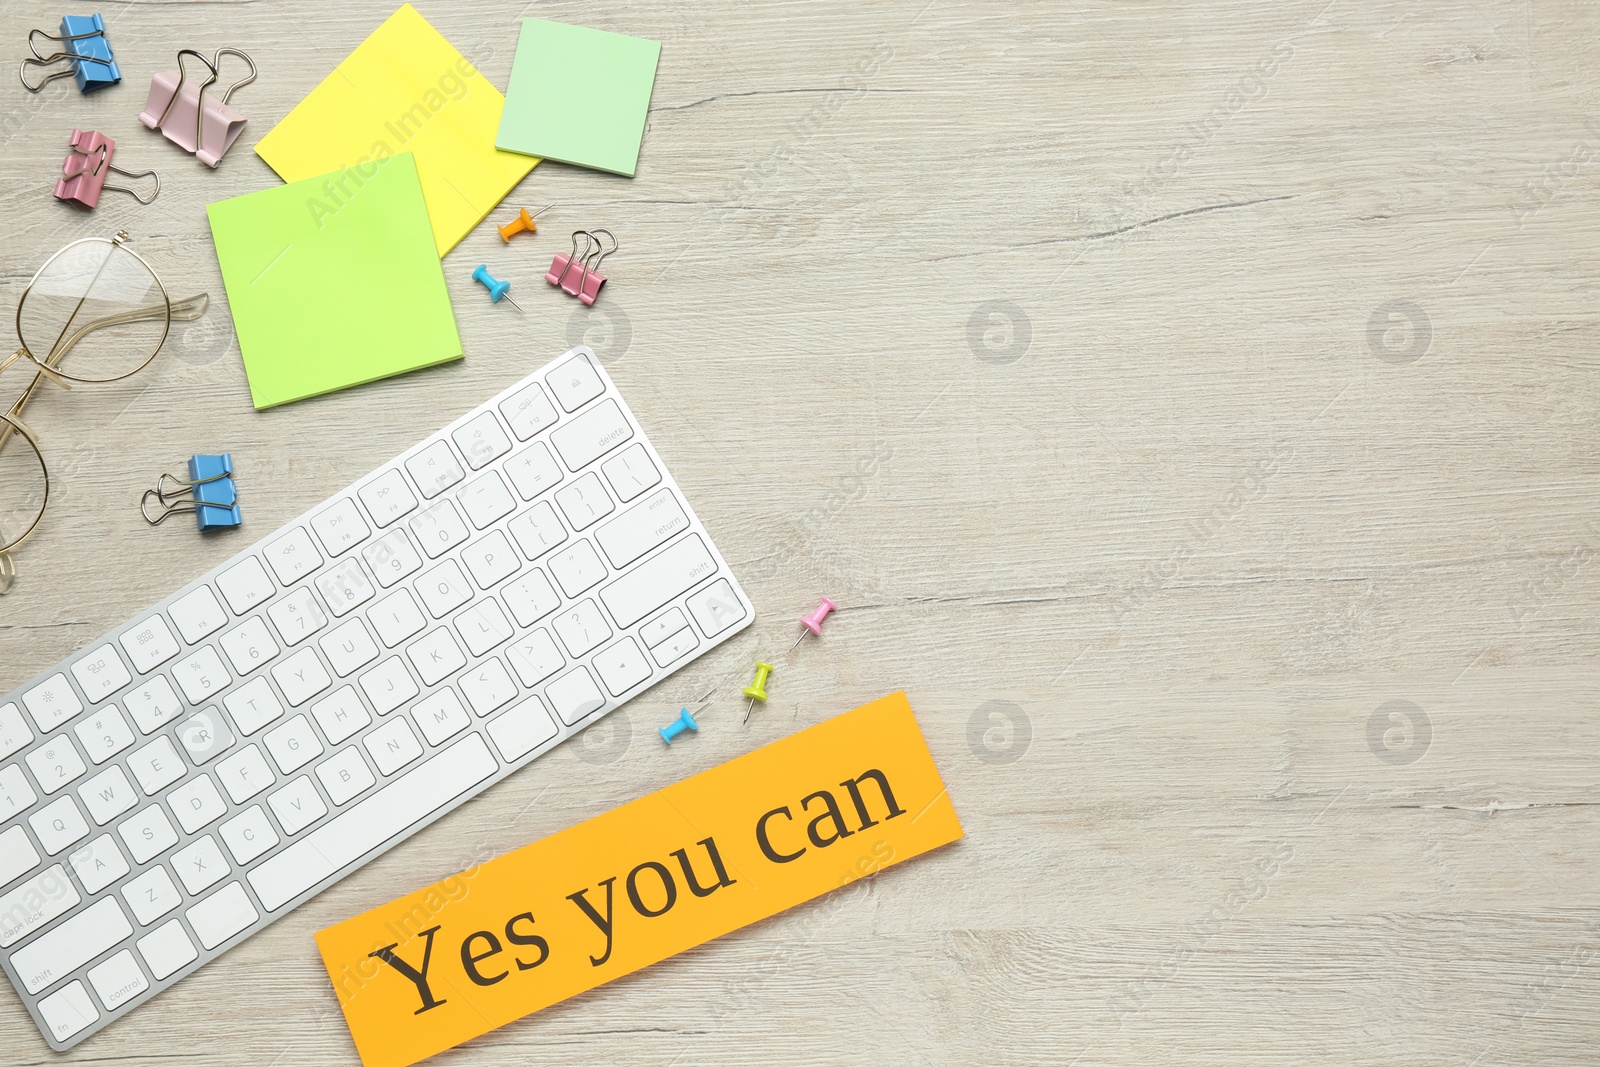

{"left": 471, "top": 264, "right": 522, "bottom": 311}
{"left": 743, "top": 661, "right": 773, "bottom": 723}
{"left": 790, "top": 597, "right": 836, "bottom": 651}
{"left": 659, "top": 707, "right": 700, "bottom": 744}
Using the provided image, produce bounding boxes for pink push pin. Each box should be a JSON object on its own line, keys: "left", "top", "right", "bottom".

{"left": 790, "top": 597, "right": 836, "bottom": 651}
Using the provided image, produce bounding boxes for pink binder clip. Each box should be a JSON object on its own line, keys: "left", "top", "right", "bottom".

{"left": 139, "top": 48, "right": 256, "bottom": 168}
{"left": 53, "top": 129, "right": 159, "bottom": 209}
{"left": 545, "top": 229, "right": 617, "bottom": 306}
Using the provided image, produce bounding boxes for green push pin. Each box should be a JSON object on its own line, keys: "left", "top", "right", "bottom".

{"left": 742, "top": 661, "right": 773, "bottom": 723}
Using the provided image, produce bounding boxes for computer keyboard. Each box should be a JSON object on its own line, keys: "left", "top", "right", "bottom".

{"left": 0, "top": 347, "right": 754, "bottom": 1050}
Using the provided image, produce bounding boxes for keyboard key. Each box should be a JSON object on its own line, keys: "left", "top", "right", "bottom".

{"left": 267, "top": 586, "right": 328, "bottom": 647}
{"left": 551, "top": 398, "right": 633, "bottom": 471}
{"left": 406, "top": 441, "right": 465, "bottom": 499}
{"left": 311, "top": 687, "right": 371, "bottom": 745}
{"left": 364, "top": 528, "right": 423, "bottom": 588}
{"left": 321, "top": 618, "right": 380, "bottom": 677}
{"left": 265, "top": 715, "right": 323, "bottom": 775}
{"left": 23, "top": 674, "right": 83, "bottom": 733}
{"left": 72, "top": 645, "right": 131, "bottom": 704}
{"left": 549, "top": 540, "right": 608, "bottom": 598}
{"left": 69, "top": 835, "right": 127, "bottom": 894}
{"left": 28, "top": 736, "right": 86, "bottom": 794}
{"left": 508, "top": 500, "right": 567, "bottom": 560}
{"left": 407, "top": 628, "right": 467, "bottom": 686}
{"left": 123, "top": 864, "right": 181, "bottom": 925}
{"left": 460, "top": 658, "right": 517, "bottom": 717}
{"left": 503, "top": 441, "right": 563, "bottom": 500}
{"left": 316, "top": 558, "right": 377, "bottom": 619}
{"left": 168, "top": 774, "right": 227, "bottom": 834}
{"left": 119, "top": 617, "right": 182, "bottom": 675}
{"left": 261, "top": 528, "right": 322, "bottom": 587}
{"left": 217, "top": 556, "right": 276, "bottom": 615}
{"left": 461, "top": 530, "right": 520, "bottom": 590}
{"left": 223, "top": 677, "right": 285, "bottom": 736}
{"left": 219, "top": 806, "right": 278, "bottom": 866}
{"left": 411, "top": 499, "right": 470, "bottom": 559}
{"left": 359, "top": 658, "right": 418, "bottom": 716}
{"left": 311, "top": 498, "right": 371, "bottom": 557}
{"left": 38, "top": 980, "right": 98, "bottom": 1040}
{"left": 0, "top": 825, "right": 40, "bottom": 887}
{"left": 452, "top": 411, "right": 512, "bottom": 469}
{"left": 546, "top": 353, "right": 605, "bottom": 411}
{"left": 458, "top": 471, "right": 517, "bottom": 529}
{"left": 365, "top": 718, "right": 422, "bottom": 776}
{"left": 506, "top": 629, "right": 563, "bottom": 688}
{"left": 553, "top": 600, "right": 612, "bottom": 658}
{"left": 0, "top": 865, "right": 79, "bottom": 947}
{"left": 687, "top": 578, "right": 748, "bottom": 637}
{"left": 412, "top": 689, "right": 470, "bottom": 747}
{"left": 175, "top": 708, "right": 233, "bottom": 765}
{"left": 128, "top": 737, "right": 185, "bottom": 795}
{"left": 137, "top": 919, "right": 197, "bottom": 980}
{"left": 369, "top": 589, "right": 427, "bottom": 648}
{"left": 316, "top": 747, "right": 375, "bottom": 806}
{"left": 546, "top": 667, "right": 606, "bottom": 726}
{"left": 249, "top": 735, "right": 496, "bottom": 912}
{"left": 416, "top": 559, "right": 474, "bottom": 618}
{"left": 168, "top": 587, "right": 227, "bottom": 644}
{"left": 75, "top": 706, "right": 134, "bottom": 764}
{"left": 503, "top": 568, "right": 560, "bottom": 627}
{"left": 0, "top": 764, "right": 39, "bottom": 820}
{"left": 271, "top": 648, "right": 332, "bottom": 707}
{"left": 455, "top": 599, "right": 514, "bottom": 658}
{"left": 358, "top": 469, "right": 418, "bottom": 528}
{"left": 269, "top": 777, "right": 327, "bottom": 835}
{"left": 499, "top": 381, "right": 558, "bottom": 439}
{"left": 173, "top": 835, "right": 229, "bottom": 895}
{"left": 593, "top": 637, "right": 652, "bottom": 696}
{"left": 220, "top": 616, "right": 280, "bottom": 676}
{"left": 641, "top": 608, "right": 689, "bottom": 648}
{"left": 0, "top": 702, "right": 33, "bottom": 759}
{"left": 119, "top": 805, "right": 178, "bottom": 864}
{"left": 173, "top": 646, "right": 230, "bottom": 705}
{"left": 601, "top": 534, "right": 717, "bottom": 628}
{"left": 601, "top": 443, "right": 661, "bottom": 502}
{"left": 87, "top": 949, "right": 148, "bottom": 1011}
{"left": 597, "top": 488, "right": 689, "bottom": 569}
{"left": 78, "top": 766, "right": 136, "bottom": 826}
{"left": 32, "top": 796, "right": 89, "bottom": 854}
{"left": 650, "top": 625, "right": 700, "bottom": 668}
{"left": 486, "top": 697, "right": 558, "bottom": 762}
{"left": 554, "top": 472, "right": 615, "bottom": 531}
{"left": 187, "top": 882, "right": 258, "bottom": 950}
{"left": 123, "top": 676, "right": 182, "bottom": 735}
{"left": 216, "top": 744, "right": 275, "bottom": 804}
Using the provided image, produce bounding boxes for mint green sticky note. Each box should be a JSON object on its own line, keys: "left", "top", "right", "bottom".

{"left": 495, "top": 19, "right": 661, "bottom": 177}
{"left": 206, "top": 152, "right": 461, "bottom": 410}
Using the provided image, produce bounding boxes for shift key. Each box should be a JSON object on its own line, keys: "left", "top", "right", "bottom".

{"left": 600, "top": 534, "right": 716, "bottom": 628}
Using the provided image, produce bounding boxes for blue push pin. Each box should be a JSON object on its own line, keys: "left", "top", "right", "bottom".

{"left": 472, "top": 264, "right": 522, "bottom": 311}
{"left": 659, "top": 707, "right": 700, "bottom": 745}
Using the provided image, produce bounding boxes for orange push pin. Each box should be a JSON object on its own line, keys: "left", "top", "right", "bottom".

{"left": 742, "top": 661, "right": 773, "bottom": 722}
{"left": 498, "top": 205, "right": 550, "bottom": 242}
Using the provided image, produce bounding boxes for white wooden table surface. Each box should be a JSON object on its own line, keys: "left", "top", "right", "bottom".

{"left": 2, "top": 1, "right": 1597, "bottom": 1063}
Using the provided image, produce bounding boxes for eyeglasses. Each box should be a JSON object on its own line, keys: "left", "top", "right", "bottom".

{"left": 0, "top": 231, "right": 208, "bottom": 593}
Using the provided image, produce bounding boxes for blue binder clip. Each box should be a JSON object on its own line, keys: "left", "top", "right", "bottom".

{"left": 141, "top": 454, "right": 242, "bottom": 532}
{"left": 20, "top": 14, "right": 121, "bottom": 94}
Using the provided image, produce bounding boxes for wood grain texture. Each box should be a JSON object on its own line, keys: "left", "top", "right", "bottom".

{"left": 2, "top": 0, "right": 1598, "bottom": 1063}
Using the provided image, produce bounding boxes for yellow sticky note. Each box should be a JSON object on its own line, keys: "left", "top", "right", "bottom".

{"left": 255, "top": 3, "right": 537, "bottom": 255}
{"left": 316, "top": 692, "right": 963, "bottom": 1067}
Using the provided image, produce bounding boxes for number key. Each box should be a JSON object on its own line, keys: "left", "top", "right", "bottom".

{"left": 267, "top": 586, "right": 328, "bottom": 647}
{"left": 315, "top": 559, "right": 376, "bottom": 618}
{"left": 363, "top": 528, "right": 422, "bottom": 588}
{"left": 74, "top": 707, "right": 134, "bottom": 765}
{"left": 27, "top": 736, "right": 87, "bottom": 794}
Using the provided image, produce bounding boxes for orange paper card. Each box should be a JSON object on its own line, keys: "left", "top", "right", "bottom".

{"left": 315, "top": 691, "right": 963, "bottom": 1067}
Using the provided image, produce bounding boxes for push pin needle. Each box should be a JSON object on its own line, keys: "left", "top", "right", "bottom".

{"left": 743, "top": 661, "right": 774, "bottom": 723}
{"left": 790, "top": 597, "right": 836, "bottom": 652}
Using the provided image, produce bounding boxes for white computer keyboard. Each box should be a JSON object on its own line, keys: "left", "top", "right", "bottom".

{"left": 0, "top": 347, "right": 754, "bottom": 1050}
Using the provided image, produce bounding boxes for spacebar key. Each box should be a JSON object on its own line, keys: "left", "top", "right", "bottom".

{"left": 249, "top": 734, "right": 497, "bottom": 912}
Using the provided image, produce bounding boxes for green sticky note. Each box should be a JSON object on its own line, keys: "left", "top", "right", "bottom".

{"left": 495, "top": 19, "right": 661, "bottom": 177}
{"left": 206, "top": 152, "right": 461, "bottom": 410}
